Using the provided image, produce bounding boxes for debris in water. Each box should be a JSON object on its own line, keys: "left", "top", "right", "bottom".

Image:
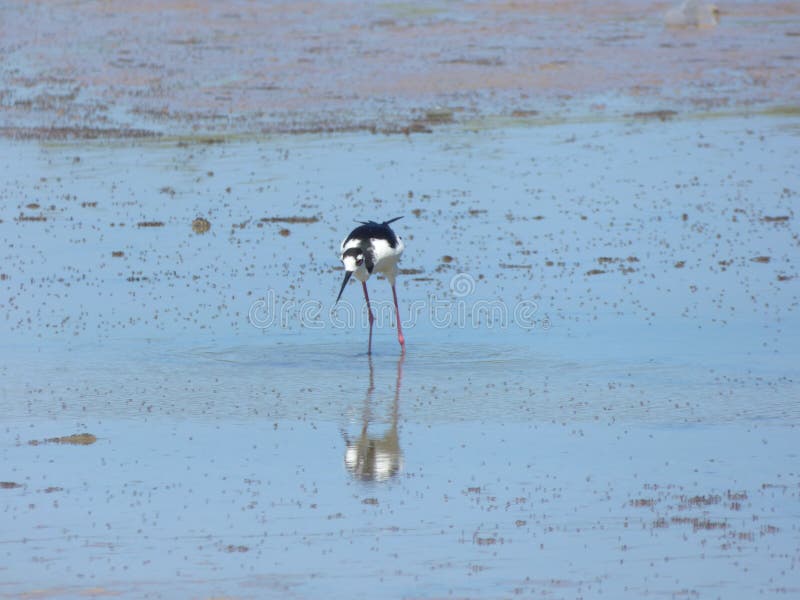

{"left": 28, "top": 433, "right": 98, "bottom": 446}
{"left": 511, "top": 109, "right": 539, "bottom": 118}
{"left": 192, "top": 217, "right": 211, "bottom": 234}
{"left": 16, "top": 213, "right": 47, "bottom": 222}
{"left": 260, "top": 216, "right": 319, "bottom": 224}
{"left": 632, "top": 110, "right": 678, "bottom": 121}
{"left": 422, "top": 107, "right": 454, "bottom": 124}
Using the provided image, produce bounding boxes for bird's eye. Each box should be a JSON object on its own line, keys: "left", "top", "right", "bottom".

{"left": 356, "top": 257, "right": 364, "bottom": 266}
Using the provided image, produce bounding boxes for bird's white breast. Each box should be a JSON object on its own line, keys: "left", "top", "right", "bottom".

{"left": 370, "top": 237, "right": 403, "bottom": 273}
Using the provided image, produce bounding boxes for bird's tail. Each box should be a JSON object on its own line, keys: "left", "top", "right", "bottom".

{"left": 355, "top": 216, "right": 403, "bottom": 226}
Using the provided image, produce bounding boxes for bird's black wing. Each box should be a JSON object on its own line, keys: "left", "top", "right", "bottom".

{"left": 345, "top": 220, "right": 400, "bottom": 248}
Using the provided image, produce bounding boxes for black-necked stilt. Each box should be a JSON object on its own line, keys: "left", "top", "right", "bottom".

{"left": 336, "top": 216, "right": 405, "bottom": 353}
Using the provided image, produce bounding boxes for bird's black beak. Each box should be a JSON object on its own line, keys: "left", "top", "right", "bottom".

{"left": 336, "top": 270, "right": 353, "bottom": 304}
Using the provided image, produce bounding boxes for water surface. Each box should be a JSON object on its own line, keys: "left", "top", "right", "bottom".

{"left": 1, "top": 114, "right": 799, "bottom": 598}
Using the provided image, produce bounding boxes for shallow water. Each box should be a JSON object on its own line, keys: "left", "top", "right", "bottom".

{"left": 3, "top": 338, "right": 800, "bottom": 598}
{"left": 1, "top": 114, "right": 799, "bottom": 598}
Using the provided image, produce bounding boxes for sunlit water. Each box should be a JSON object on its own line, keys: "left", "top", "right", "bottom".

{"left": 1, "top": 115, "right": 799, "bottom": 598}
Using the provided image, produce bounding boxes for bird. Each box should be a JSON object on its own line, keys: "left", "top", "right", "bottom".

{"left": 336, "top": 216, "right": 405, "bottom": 354}
{"left": 665, "top": 0, "right": 719, "bottom": 28}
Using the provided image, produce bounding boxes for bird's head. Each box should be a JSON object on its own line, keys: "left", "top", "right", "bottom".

{"left": 341, "top": 248, "right": 365, "bottom": 273}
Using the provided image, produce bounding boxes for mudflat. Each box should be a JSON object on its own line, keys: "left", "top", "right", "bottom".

{"left": 1, "top": 2, "right": 798, "bottom": 599}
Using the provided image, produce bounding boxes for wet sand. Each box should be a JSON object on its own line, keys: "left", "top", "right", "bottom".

{"left": 2, "top": 1, "right": 800, "bottom": 137}
{"left": 1, "top": 2, "right": 800, "bottom": 599}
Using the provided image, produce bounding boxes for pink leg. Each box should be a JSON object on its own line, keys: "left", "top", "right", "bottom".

{"left": 362, "top": 281, "right": 374, "bottom": 354}
{"left": 391, "top": 284, "right": 405, "bottom": 349}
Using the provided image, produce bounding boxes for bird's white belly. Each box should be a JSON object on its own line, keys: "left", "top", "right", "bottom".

{"left": 370, "top": 237, "right": 403, "bottom": 276}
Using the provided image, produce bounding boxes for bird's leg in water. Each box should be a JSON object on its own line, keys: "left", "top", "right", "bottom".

{"left": 392, "top": 284, "right": 405, "bottom": 349}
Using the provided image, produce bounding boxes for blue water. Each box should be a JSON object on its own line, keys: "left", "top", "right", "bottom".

{"left": 1, "top": 115, "right": 799, "bottom": 598}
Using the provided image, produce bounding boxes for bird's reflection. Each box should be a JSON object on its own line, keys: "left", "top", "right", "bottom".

{"left": 344, "top": 353, "right": 404, "bottom": 482}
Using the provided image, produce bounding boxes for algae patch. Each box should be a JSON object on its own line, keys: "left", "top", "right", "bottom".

{"left": 192, "top": 217, "right": 212, "bottom": 234}
{"left": 28, "top": 433, "right": 98, "bottom": 446}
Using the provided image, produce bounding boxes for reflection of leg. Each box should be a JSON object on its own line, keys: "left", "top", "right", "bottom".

{"left": 391, "top": 284, "right": 405, "bottom": 349}
{"left": 393, "top": 352, "right": 404, "bottom": 426}
{"left": 358, "top": 355, "right": 374, "bottom": 474}
{"left": 362, "top": 281, "right": 374, "bottom": 354}
{"left": 363, "top": 354, "right": 375, "bottom": 433}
